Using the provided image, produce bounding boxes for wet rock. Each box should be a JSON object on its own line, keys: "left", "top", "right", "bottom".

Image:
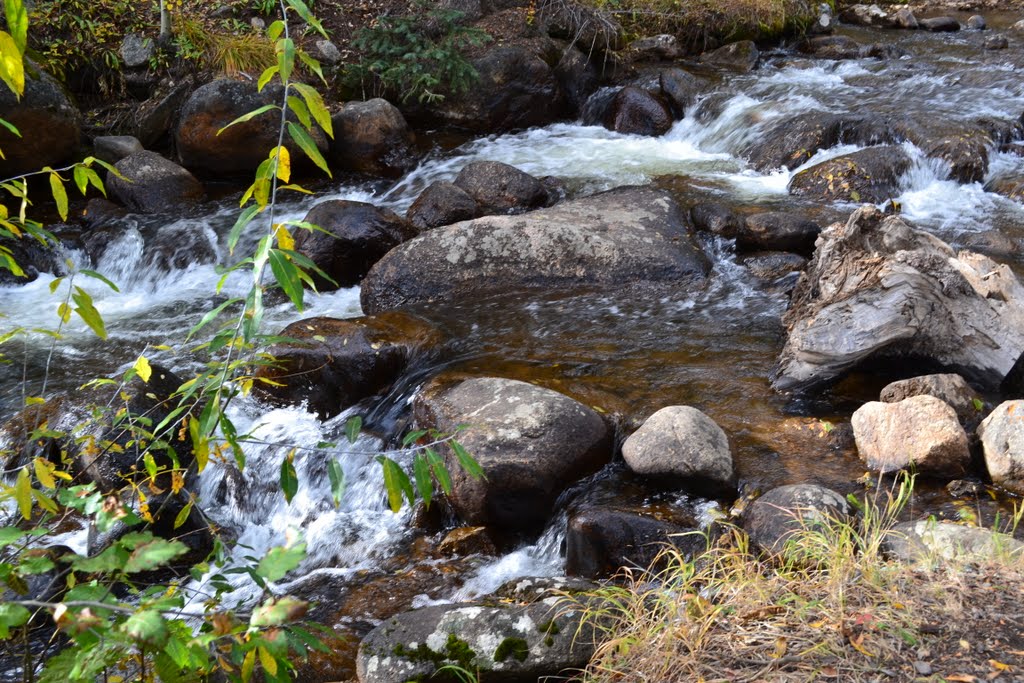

{"left": 93, "top": 135, "right": 144, "bottom": 165}
{"left": 946, "top": 479, "right": 984, "bottom": 498}
{"left": 135, "top": 79, "right": 193, "bottom": 148}
{"left": 553, "top": 47, "right": 599, "bottom": 119}
{"left": 923, "top": 131, "right": 991, "bottom": 184}
{"left": 438, "top": 527, "right": 498, "bottom": 557}
{"left": 891, "top": 8, "right": 919, "bottom": 29}
{"left": 146, "top": 223, "right": 217, "bottom": 271}
{"left": 985, "top": 174, "right": 1024, "bottom": 202}
{"left": 539, "top": 175, "right": 567, "bottom": 206}
{"left": 656, "top": 68, "right": 706, "bottom": 119}
{"left": 699, "top": 40, "right": 759, "bottom": 72}
{"left": 357, "top": 600, "right": 601, "bottom": 683}
{"left": 176, "top": 78, "right": 326, "bottom": 177}
{"left": 621, "top": 406, "right": 734, "bottom": 487}
{"left": 743, "top": 484, "right": 849, "bottom": 557}
{"left": 745, "top": 111, "right": 895, "bottom": 171}
{"left": 413, "top": 376, "right": 612, "bottom": 532}
{"left": 801, "top": 34, "right": 865, "bottom": 59}
{"left": 120, "top": 33, "right": 154, "bottom": 68}
{"left": 0, "top": 63, "right": 81, "bottom": 176}
{"left": 407, "top": 181, "right": 480, "bottom": 231}
{"left": 984, "top": 36, "right": 1008, "bottom": 50}
{"left": 253, "top": 312, "right": 443, "bottom": 419}
{"left": 919, "top": 16, "right": 960, "bottom": 32}
{"left": 328, "top": 98, "right": 418, "bottom": 179}
{"left": 978, "top": 400, "right": 1024, "bottom": 495}
{"left": 106, "top": 151, "right": 206, "bottom": 214}
{"left": 691, "top": 201, "right": 742, "bottom": 238}
{"left": 742, "top": 252, "right": 807, "bottom": 281}
{"left": 566, "top": 507, "right": 705, "bottom": 579}
{"left": 360, "top": 186, "right": 710, "bottom": 313}
{"left": 0, "top": 235, "right": 64, "bottom": 286}
{"left": 628, "top": 34, "right": 680, "bottom": 60}
{"left": 879, "top": 374, "right": 982, "bottom": 427}
{"left": 738, "top": 212, "right": 820, "bottom": 255}
{"left": 293, "top": 199, "right": 415, "bottom": 290}
{"left": 967, "top": 15, "right": 986, "bottom": 30}
{"left": 788, "top": 145, "right": 911, "bottom": 203}
{"left": 605, "top": 86, "right": 672, "bottom": 136}
{"left": 852, "top": 396, "right": 969, "bottom": 476}
{"left": 492, "top": 576, "right": 598, "bottom": 602}
{"left": 884, "top": 520, "right": 1024, "bottom": 563}
{"left": 838, "top": 4, "right": 889, "bottom": 26}
{"left": 580, "top": 87, "right": 617, "bottom": 127}
{"left": 959, "top": 229, "right": 1019, "bottom": 262}
{"left": 772, "top": 205, "right": 1024, "bottom": 393}
{"left": 452, "top": 161, "right": 548, "bottom": 215}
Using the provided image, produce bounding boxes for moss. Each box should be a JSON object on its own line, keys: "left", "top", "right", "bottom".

{"left": 537, "top": 619, "right": 560, "bottom": 635}
{"left": 493, "top": 637, "right": 529, "bottom": 663}
{"left": 393, "top": 633, "right": 477, "bottom": 670}
{"left": 544, "top": 635, "right": 555, "bottom": 647}
{"left": 443, "top": 633, "right": 477, "bottom": 668}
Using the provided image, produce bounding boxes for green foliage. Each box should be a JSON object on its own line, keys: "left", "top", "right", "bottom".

{"left": 346, "top": 0, "right": 492, "bottom": 104}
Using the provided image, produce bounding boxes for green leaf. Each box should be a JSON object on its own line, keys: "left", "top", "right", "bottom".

{"left": 276, "top": 37, "right": 295, "bottom": 83}
{"left": 123, "top": 537, "right": 188, "bottom": 573}
{"left": 14, "top": 467, "right": 30, "bottom": 520}
{"left": 217, "top": 104, "right": 279, "bottom": 135}
{"left": 0, "top": 31, "right": 25, "bottom": 97}
{"left": 257, "top": 64, "right": 280, "bottom": 92}
{"left": 413, "top": 454, "right": 432, "bottom": 508}
{"left": 256, "top": 541, "right": 306, "bottom": 582}
{"left": 4, "top": 0, "right": 27, "bottom": 54}
{"left": 426, "top": 448, "right": 452, "bottom": 495}
{"left": 0, "top": 528, "right": 25, "bottom": 548}
{"left": 79, "top": 269, "right": 119, "bottom": 292}
{"left": 267, "top": 20, "right": 286, "bottom": 42}
{"left": 268, "top": 249, "right": 304, "bottom": 312}
{"left": 133, "top": 355, "right": 152, "bottom": 383}
{"left": 292, "top": 82, "right": 332, "bottom": 138}
{"left": 48, "top": 172, "right": 67, "bottom": 221}
{"left": 345, "top": 415, "right": 362, "bottom": 444}
{"left": 228, "top": 204, "right": 263, "bottom": 254}
{"left": 0, "top": 116, "right": 19, "bottom": 137}
{"left": 280, "top": 451, "right": 298, "bottom": 504}
{"left": 451, "top": 440, "right": 484, "bottom": 480}
{"left": 402, "top": 429, "right": 428, "bottom": 447}
{"left": 0, "top": 603, "right": 29, "bottom": 638}
{"left": 972, "top": 397, "right": 984, "bottom": 412}
{"left": 286, "top": 95, "right": 312, "bottom": 130}
{"left": 377, "top": 456, "right": 413, "bottom": 513}
{"left": 249, "top": 595, "right": 307, "bottom": 627}
{"left": 327, "top": 459, "right": 345, "bottom": 509}
{"left": 120, "top": 610, "right": 169, "bottom": 647}
{"left": 71, "top": 286, "right": 106, "bottom": 339}
{"left": 286, "top": 121, "right": 331, "bottom": 177}
{"left": 186, "top": 297, "right": 241, "bottom": 340}
{"left": 143, "top": 452, "right": 158, "bottom": 480}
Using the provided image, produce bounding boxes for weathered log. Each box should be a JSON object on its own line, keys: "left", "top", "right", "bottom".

{"left": 772, "top": 205, "right": 1024, "bottom": 393}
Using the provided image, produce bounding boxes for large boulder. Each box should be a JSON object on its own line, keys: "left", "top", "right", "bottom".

{"left": 922, "top": 130, "right": 991, "bottom": 184}
{"left": 772, "top": 205, "right": 1024, "bottom": 392}
{"left": 0, "top": 64, "right": 81, "bottom": 177}
{"left": 412, "top": 376, "right": 612, "bottom": 532}
{"left": 744, "top": 111, "right": 895, "bottom": 172}
{"left": 605, "top": 86, "right": 672, "bottom": 136}
{"left": 919, "top": 16, "right": 960, "bottom": 32}
{"left": 360, "top": 186, "right": 710, "bottom": 313}
{"left": 789, "top": 145, "right": 912, "bottom": 203}
{"left": 452, "top": 161, "right": 548, "bottom": 215}
{"left": 107, "top": 151, "right": 206, "bottom": 214}
{"left": 253, "top": 312, "right": 443, "bottom": 419}
{"left": 406, "top": 181, "right": 480, "bottom": 231}
{"left": 851, "top": 396, "right": 970, "bottom": 476}
{"left": 655, "top": 68, "right": 707, "bottom": 119}
{"left": 620, "top": 406, "right": 734, "bottom": 488}
{"left": 977, "top": 400, "right": 1024, "bottom": 495}
{"left": 327, "top": 98, "right": 418, "bottom": 178}
{"left": 743, "top": 484, "right": 849, "bottom": 558}
{"left": 699, "top": 41, "right": 759, "bottom": 72}
{"left": 883, "top": 520, "right": 1024, "bottom": 563}
{"left": 293, "top": 200, "right": 416, "bottom": 290}
{"left": 879, "top": 374, "right": 982, "bottom": 427}
{"left": 737, "top": 212, "right": 820, "bottom": 255}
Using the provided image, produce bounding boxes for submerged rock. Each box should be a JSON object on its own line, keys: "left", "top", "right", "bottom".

{"left": 744, "top": 110, "right": 895, "bottom": 171}
{"left": 772, "top": 205, "right": 1024, "bottom": 393}
{"left": 919, "top": 16, "right": 960, "bottom": 32}
{"left": 978, "top": 400, "right": 1024, "bottom": 495}
{"left": 360, "top": 186, "right": 710, "bottom": 313}
{"left": 690, "top": 201, "right": 743, "bottom": 237}
{"left": 922, "top": 130, "right": 990, "bottom": 184}
{"left": 413, "top": 376, "right": 612, "bottom": 532}
{"left": 328, "top": 98, "right": 418, "bottom": 178}
{"left": 621, "top": 406, "right": 734, "bottom": 488}
{"left": 107, "top": 151, "right": 206, "bottom": 214}
{"left": 789, "top": 145, "right": 911, "bottom": 203}
{"left": 852, "top": 396, "right": 969, "bottom": 477}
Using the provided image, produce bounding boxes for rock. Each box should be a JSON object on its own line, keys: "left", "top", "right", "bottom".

{"left": 604, "top": 86, "right": 672, "bottom": 136}
{"left": 407, "top": 181, "right": 480, "bottom": 231}
{"left": 360, "top": 186, "right": 710, "bottom": 314}
{"left": 492, "top": 576, "right": 598, "bottom": 602}
{"left": 293, "top": 200, "right": 415, "bottom": 290}
{"left": 146, "top": 223, "right": 217, "bottom": 271}
{"left": 947, "top": 479, "right": 984, "bottom": 498}
{"left": 93, "top": 135, "right": 144, "bottom": 165}
{"left": 923, "top": 131, "right": 991, "bottom": 184}
{"left": 120, "top": 33, "right": 154, "bottom": 68}
{"left": 838, "top": 4, "right": 889, "bottom": 26}
{"left": 919, "top": 16, "right": 960, "bottom": 32}
{"left": 565, "top": 507, "right": 706, "bottom": 579}
{"left": 879, "top": 374, "right": 982, "bottom": 426}
{"left": 580, "top": 87, "right": 617, "bottom": 127}
{"left": 743, "top": 484, "right": 849, "bottom": 557}
{"left": 357, "top": 600, "right": 601, "bottom": 683}
{"left": 553, "top": 47, "right": 599, "bottom": 119}
{"left": 0, "top": 235, "right": 65, "bottom": 286}
{"left": 0, "top": 63, "right": 81, "bottom": 177}
{"left": 959, "top": 229, "right": 1019, "bottom": 262}
{"left": 253, "top": 312, "right": 443, "bottom": 419}
{"left": 412, "top": 376, "right": 612, "bottom": 531}
{"left": 452, "top": 161, "right": 548, "bottom": 215}
{"left": 315, "top": 39, "right": 342, "bottom": 63}
{"left": 772, "top": 205, "right": 1024, "bottom": 393}
{"left": 656, "top": 68, "right": 706, "bottom": 119}
{"left": 621, "top": 406, "right": 734, "bottom": 487}
{"left": 737, "top": 212, "right": 820, "bottom": 255}
{"left": 978, "top": 400, "right": 1024, "bottom": 494}
{"left": 176, "top": 78, "right": 326, "bottom": 177}
{"left": 135, "top": 79, "right": 193, "bottom": 148}
{"left": 691, "top": 202, "right": 742, "bottom": 238}
{"left": 328, "top": 99, "right": 418, "bottom": 178}
{"left": 891, "top": 8, "right": 919, "bottom": 29}
{"left": 628, "top": 34, "right": 680, "bottom": 60}
{"left": 539, "top": 1, "right": 625, "bottom": 53}
{"left": 884, "top": 520, "right": 1024, "bottom": 563}
{"left": 742, "top": 252, "right": 808, "bottom": 281}
{"left": 788, "top": 145, "right": 911, "bottom": 203}
{"left": 967, "top": 15, "right": 986, "bottom": 30}
{"left": 106, "top": 151, "right": 206, "bottom": 214}
{"left": 1001, "top": 353, "right": 1024, "bottom": 398}
{"left": 744, "top": 111, "right": 896, "bottom": 172}
{"left": 699, "top": 40, "right": 759, "bottom": 72}
{"left": 438, "top": 527, "right": 498, "bottom": 557}
{"left": 984, "top": 36, "right": 1008, "bottom": 50}
{"left": 985, "top": 174, "right": 1024, "bottom": 203}
{"left": 852, "top": 396, "right": 970, "bottom": 476}
{"left": 1014, "top": 20, "right": 1024, "bottom": 32}
{"left": 801, "top": 35, "right": 865, "bottom": 59}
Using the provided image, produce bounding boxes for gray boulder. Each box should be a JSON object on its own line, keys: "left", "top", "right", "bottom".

{"left": 93, "top": 135, "right": 144, "bottom": 165}
{"left": 656, "top": 68, "right": 707, "bottom": 119}
{"left": 838, "top": 4, "right": 889, "bottom": 26}
{"left": 891, "top": 8, "right": 918, "bottom": 29}
{"left": 413, "top": 376, "right": 612, "bottom": 531}
{"left": 884, "top": 520, "right": 1024, "bottom": 563}
{"left": 360, "top": 186, "right": 710, "bottom": 313}
{"left": 628, "top": 34, "right": 681, "bottom": 61}
{"left": 107, "top": 151, "right": 206, "bottom": 214}
{"left": 452, "top": 161, "right": 548, "bottom": 215}
{"left": 621, "top": 406, "right": 734, "bottom": 487}
{"left": 919, "top": 16, "right": 960, "bottom": 32}
{"left": 120, "top": 33, "right": 154, "bottom": 68}
{"left": 851, "top": 396, "right": 970, "bottom": 477}
{"left": 605, "top": 86, "right": 672, "bottom": 136}
{"left": 743, "top": 484, "right": 849, "bottom": 557}
{"left": 978, "top": 400, "right": 1024, "bottom": 495}
{"left": 879, "top": 374, "right": 982, "bottom": 427}
{"left": 742, "top": 252, "right": 807, "bottom": 281}
{"left": 744, "top": 111, "right": 895, "bottom": 172}
{"left": 328, "top": 98, "right": 418, "bottom": 178}
{"left": 737, "top": 212, "right": 820, "bottom": 255}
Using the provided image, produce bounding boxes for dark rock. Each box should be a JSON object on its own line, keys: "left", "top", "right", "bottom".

{"left": 413, "top": 376, "right": 612, "bottom": 532}
{"left": 743, "top": 484, "right": 849, "bottom": 557}
{"left": 657, "top": 68, "right": 706, "bottom": 119}
{"left": 580, "top": 86, "right": 617, "bottom": 127}
{"left": 135, "top": 80, "right": 192, "bottom": 149}
{"left": 407, "top": 181, "right": 480, "bottom": 231}
{"left": 107, "top": 151, "right": 206, "bottom": 214}
{"left": 879, "top": 374, "right": 983, "bottom": 427}
{"left": 605, "top": 86, "right": 672, "bottom": 136}
{"left": 0, "top": 63, "right": 81, "bottom": 177}
{"left": 919, "top": 16, "right": 960, "bottom": 32}
{"left": 984, "top": 36, "right": 1008, "bottom": 50}
{"left": 788, "top": 145, "right": 912, "bottom": 203}
{"left": 744, "top": 111, "right": 896, "bottom": 172}
{"left": 699, "top": 40, "right": 759, "bottom": 72}
{"left": 360, "top": 186, "right": 710, "bottom": 314}
{"left": 967, "top": 15, "right": 986, "bottom": 30}
{"left": 438, "top": 527, "right": 498, "bottom": 557}
{"left": 328, "top": 99, "right": 418, "bottom": 178}
{"left": 742, "top": 252, "right": 807, "bottom": 281}
{"left": 1001, "top": 352, "right": 1024, "bottom": 398}
{"left": 801, "top": 35, "right": 865, "bottom": 59}
{"left": 0, "top": 235, "right": 64, "bottom": 286}
{"left": 253, "top": 312, "right": 442, "bottom": 419}
{"left": 539, "top": 175, "right": 567, "bottom": 206}
{"left": 93, "top": 135, "right": 144, "bottom": 165}
{"left": 539, "top": 1, "right": 625, "bottom": 53}
{"left": 884, "top": 520, "right": 1024, "bottom": 562}
{"left": 453, "top": 161, "right": 548, "bottom": 215}
{"left": 628, "top": 34, "right": 680, "bottom": 60}
{"left": 738, "top": 212, "right": 820, "bottom": 254}
{"left": 960, "top": 229, "right": 1020, "bottom": 262}
{"left": 852, "top": 396, "right": 970, "bottom": 476}
{"left": 620, "top": 405, "right": 734, "bottom": 487}
{"left": 145, "top": 223, "right": 217, "bottom": 271}
{"left": 985, "top": 174, "right": 1024, "bottom": 202}
{"left": 81, "top": 198, "right": 129, "bottom": 230}
{"left": 923, "top": 131, "right": 991, "bottom": 184}
{"left": 294, "top": 200, "right": 415, "bottom": 290}
{"left": 691, "top": 202, "right": 742, "bottom": 238}
{"left": 553, "top": 47, "right": 599, "bottom": 118}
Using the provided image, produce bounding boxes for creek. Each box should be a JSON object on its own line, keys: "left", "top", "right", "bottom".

{"left": 2, "top": 11, "right": 1024, "bottom": 651}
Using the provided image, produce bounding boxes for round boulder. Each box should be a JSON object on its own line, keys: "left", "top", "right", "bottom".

{"left": 919, "top": 16, "right": 960, "bottom": 32}
{"left": 605, "top": 86, "right": 672, "bottom": 137}
{"left": 977, "top": 400, "right": 1024, "bottom": 495}
{"left": 107, "top": 151, "right": 206, "bottom": 214}
{"left": 328, "top": 98, "right": 418, "bottom": 178}
{"left": 743, "top": 484, "right": 849, "bottom": 557}
{"left": 879, "top": 374, "right": 982, "bottom": 427}
{"left": 413, "top": 376, "right": 612, "bottom": 532}
{"left": 406, "top": 181, "right": 480, "bottom": 231}
{"left": 452, "top": 161, "right": 548, "bottom": 216}
{"left": 621, "top": 406, "right": 734, "bottom": 488}
{"left": 93, "top": 135, "right": 144, "bottom": 165}
{"left": 293, "top": 199, "right": 416, "bottom": 290}
{"left": 851, "top": 396, "right": 970, "bottom": 477}
{"left": 0, "top": 64, "right": 81, "bottom": 177}
{"left": 789, "top": 145, "right": 912, "bottom": 203}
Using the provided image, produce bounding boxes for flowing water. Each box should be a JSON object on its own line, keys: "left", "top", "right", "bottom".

{"left": 3, "top": 17, "right": 1024, "bottom": 634}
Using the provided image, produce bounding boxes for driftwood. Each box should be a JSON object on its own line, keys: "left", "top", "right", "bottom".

{"left": 772, "top": 205, "right": 1024, "bottom": 393}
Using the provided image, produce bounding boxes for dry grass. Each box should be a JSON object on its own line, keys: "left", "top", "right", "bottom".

{"left": 566, "top": 477, "right": 1024, "bottom": 682}
{"left": 175, "top": 15, "right": 276, "bottom": 77}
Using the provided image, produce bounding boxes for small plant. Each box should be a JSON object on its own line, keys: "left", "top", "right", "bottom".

{"left": 345, "top": 0, "right": 492, "bottom": 104}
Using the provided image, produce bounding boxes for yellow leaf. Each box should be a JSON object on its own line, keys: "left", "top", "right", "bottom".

{"left": 272, "top": 145, "right": 291, "bottom": 183}
{"left": 241, "top": 649, "right": 255, "bottom": 683}
{"left": 988, "top": 660, "right": 1012, "bottom": 672}
{"left": 0, "top": 31, "right": 25, "bottom": 97}
{"left": 258, "top": 646, "right": 278, "bottom": 676}
{"left": 14, "top": 467, "right": 31, "bottom": 519}
{"left": 274, "top": 223, "right": 294, "bottom": 251}
{"left": 24, "top": 396, "right": 45, "bottom": 406}
{"left": 33, "top": 457, "right": 55, "bottom": 489}
{"left": 133, "top": 355, "right": 152, "bottom": 383}
{"left": 170, "top": 470, "right": 185, "bottom": 495}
